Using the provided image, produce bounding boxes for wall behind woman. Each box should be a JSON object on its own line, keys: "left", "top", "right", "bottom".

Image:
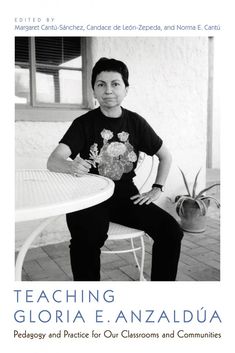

{"left": 15, "top": 37, "right": 208, "bottom": 249}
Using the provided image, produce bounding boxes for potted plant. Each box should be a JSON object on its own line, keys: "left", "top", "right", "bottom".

{"left": 173, "top": 168, "right": 220, "bottom": 233}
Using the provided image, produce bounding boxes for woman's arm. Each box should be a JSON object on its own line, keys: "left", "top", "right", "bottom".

{"left": 153, "top": 143, "right": 172, "bottom": 186}
{"left": 47, "top": 143, "right": 91, "bottom": 176}
{"left": 130, "top": 143, "right": 172, "bottom": 205}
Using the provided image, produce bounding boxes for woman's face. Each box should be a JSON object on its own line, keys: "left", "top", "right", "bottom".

{"left": 93, "top": 71, "right": 128, "bottom": 110}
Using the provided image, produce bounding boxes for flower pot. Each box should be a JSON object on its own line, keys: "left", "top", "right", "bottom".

{"left": 179, "top": 199, "right": 209, "bottom": 233}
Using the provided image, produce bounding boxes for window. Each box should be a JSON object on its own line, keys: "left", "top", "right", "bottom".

{"left": 15, "top": 37, "right": 86, "bottom": 107}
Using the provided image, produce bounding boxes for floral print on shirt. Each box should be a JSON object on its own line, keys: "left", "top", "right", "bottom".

{"left": 89, "top": 129, "right": 137, "bottom": 180}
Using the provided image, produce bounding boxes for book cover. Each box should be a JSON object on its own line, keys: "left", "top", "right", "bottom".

{"left": 1, "top": 1, "right": 234, "bottom": 352}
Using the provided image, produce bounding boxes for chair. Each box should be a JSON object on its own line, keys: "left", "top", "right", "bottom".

{"left": 101, "top": 153, "right": 158, "bottom": 281}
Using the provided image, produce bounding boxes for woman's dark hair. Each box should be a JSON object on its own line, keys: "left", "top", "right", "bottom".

{"left": 91, "top": 57, "right": 129, "bottom": 89}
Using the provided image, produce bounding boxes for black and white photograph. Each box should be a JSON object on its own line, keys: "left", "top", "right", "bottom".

{"left": 2, "top": 1, "right": 235, "bottom": 351}
{"left": 15, "top": 36, "right": 220, "bottom": 282}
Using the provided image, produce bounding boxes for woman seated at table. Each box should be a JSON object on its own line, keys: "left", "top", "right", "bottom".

{"left": 47, "top": 57, "right": 183, "bottom": 281}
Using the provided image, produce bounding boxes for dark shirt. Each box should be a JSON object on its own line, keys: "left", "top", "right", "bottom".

{"left": 59, "top": 107, "right": 163, "bottom": 182}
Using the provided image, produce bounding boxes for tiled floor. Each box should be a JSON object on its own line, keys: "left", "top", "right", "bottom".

{"left": 19, "top": 216, "right": 220, "bottom": 281}
{"left": 17, "top": 169, "right": 220, "bottom": 282}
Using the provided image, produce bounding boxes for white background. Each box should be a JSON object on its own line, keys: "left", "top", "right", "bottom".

{"left": 1, "top": 0, "right": 235, "bottom": 351}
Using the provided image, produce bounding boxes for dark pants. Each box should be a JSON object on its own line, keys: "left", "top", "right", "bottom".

{"left": 66, "top": 182, "right": 184, "bottom": 281}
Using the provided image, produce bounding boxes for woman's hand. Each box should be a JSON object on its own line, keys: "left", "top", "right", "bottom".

{"left": 72, "top": 155, "right": 92, "bottom": 177}
{"left": 130, "top": 188, "right": 162, "bottom": 205}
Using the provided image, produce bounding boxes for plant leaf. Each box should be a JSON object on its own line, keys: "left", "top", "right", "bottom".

{"left": 196, "top": 183, "right": 220, "bottom": 199}
{"left": 179, "top": 168, "right": 191, "bottom": 196}
{"left": 201, "top": 196, "right": 221, "bottom": 208}
{"left": 175, "top": 196, "right": 208, "bottom": 217}
{"left": 175, "top": 195, "right": 193, "bottom": 216}
{"left": 195, "top": 199, "right": 208, "bottom": 216}
{"left": 176, "top": 197, "right": 186, "bottom": 217}
{"left": 192, "top": 168, "right": 201, "bottom": 198}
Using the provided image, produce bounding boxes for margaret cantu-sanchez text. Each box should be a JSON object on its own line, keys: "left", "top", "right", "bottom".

{"left": 13, "top": 289, "right": 222, "bottom": 324}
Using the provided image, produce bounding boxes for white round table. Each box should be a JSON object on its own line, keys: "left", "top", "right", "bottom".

{"left": 15, "top": 170, "right": 115, "bottom": 280}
